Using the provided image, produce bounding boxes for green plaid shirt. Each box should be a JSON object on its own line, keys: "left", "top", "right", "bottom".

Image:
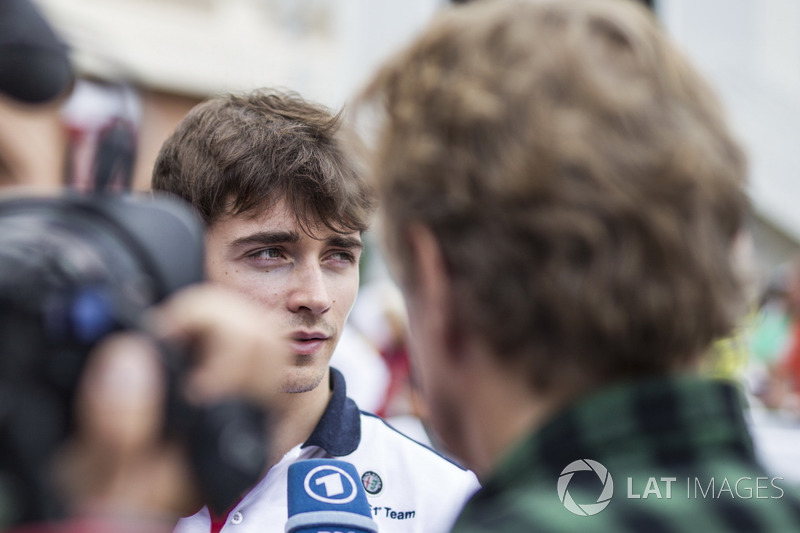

{"left": 452, "top": 377, "right": 800, "bottom": 532}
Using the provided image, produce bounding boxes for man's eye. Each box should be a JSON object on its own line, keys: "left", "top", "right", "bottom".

{"left": 329, "top": 251, "right": 356, "bottom": 263}
{"left": 249, "top": 248, "right": 282, "bottom": 259}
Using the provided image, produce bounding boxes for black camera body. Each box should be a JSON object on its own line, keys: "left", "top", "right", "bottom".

{"left": 0, "top": 193, "right": 267, "bottom": 526}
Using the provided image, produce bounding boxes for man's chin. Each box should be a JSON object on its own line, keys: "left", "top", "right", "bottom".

{"left": 279, "top": 367, "right": 328, "bottom": 394}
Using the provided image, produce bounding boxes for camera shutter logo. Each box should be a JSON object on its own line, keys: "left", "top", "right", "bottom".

{"left": 557, "top": 459, "right": 614, "bottom": 516}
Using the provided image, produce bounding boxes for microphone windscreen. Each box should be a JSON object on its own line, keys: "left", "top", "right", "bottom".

{"left": 286, "top": 459, "right": 379, "bottom": 533}
{"left": 0, "top": 0, "right": 73, "bottom": 104}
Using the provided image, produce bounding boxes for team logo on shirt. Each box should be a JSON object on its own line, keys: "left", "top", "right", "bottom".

{"left": 361, "top": 471, "right": 383, "bottom": 495}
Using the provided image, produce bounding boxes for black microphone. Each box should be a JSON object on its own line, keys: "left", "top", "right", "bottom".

{"left": 286, "top": 459, "right": 379, "bottom": 533}
{"left": 0, "top": 0, "right": 73, "bottom": 104}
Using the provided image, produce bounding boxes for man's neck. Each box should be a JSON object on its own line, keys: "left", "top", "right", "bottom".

{"left": 458, "top": 348, "right": 567, "bottom": 479}
{"left": 266, "top": 371, "right": 333, "bottom": 468}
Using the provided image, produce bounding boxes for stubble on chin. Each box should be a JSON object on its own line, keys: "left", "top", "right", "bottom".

{"left": 279, "top": 367, "right": 328, "bottom": 394}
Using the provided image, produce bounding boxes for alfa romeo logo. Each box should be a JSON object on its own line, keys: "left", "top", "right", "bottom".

{"left": 361, "top": 471, "right": 383, "bottom": 495}
{"left": 557, "top": 459, "right": 613, "bottom": 516}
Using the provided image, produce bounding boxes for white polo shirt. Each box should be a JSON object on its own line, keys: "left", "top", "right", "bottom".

{"left": 174, "top": 368, "right": 480, "bottom": 533}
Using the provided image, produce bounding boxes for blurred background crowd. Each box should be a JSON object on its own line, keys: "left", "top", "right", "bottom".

{"left": 3, "top": 0, "right": 800, "bottom": 488}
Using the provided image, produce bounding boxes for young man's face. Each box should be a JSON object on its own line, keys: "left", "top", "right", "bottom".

{"left": 204, "top": 196, "right": 362, "bottom": 394}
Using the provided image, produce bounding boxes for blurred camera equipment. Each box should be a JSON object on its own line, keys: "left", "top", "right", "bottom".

{"left": 0, "top": 193, "right": 268, "bottom": 528}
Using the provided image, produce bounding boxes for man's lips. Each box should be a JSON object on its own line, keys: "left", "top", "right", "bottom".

{"left": 289, "top": 331, "right": 331, "bottom": 355}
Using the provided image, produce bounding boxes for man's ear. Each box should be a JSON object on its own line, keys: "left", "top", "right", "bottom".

{"left": 406, "top": 224, "right": 462, "bottom": 362}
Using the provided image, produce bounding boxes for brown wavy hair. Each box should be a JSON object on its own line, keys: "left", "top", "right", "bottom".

{"left": 152, "top": 89, "right": 375, "bottom": 235}
{"left": 359, "top": 0, "right": 749, "bottom": 393}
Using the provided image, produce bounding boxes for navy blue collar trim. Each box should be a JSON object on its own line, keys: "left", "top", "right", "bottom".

{"left": 301, "top": 367, "right": 361, "bottom": 456}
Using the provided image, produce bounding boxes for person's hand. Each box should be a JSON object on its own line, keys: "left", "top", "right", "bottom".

{"left": 148, "top": 284, "right": 291, "bottom": 408}
{"left": 53, "top": 334, "right": 199, "bottom": 527}
{"left": 51, "top": 284, "right": 291, "bottom": 526}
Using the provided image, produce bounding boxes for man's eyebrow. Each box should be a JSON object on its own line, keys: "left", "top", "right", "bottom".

{"left": 327, "top": 236, "right": 363, "bottom": 249}
{"left": 229, "top": 231, "right": 301, "bottom": 248}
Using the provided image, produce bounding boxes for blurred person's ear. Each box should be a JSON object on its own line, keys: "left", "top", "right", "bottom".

{"left": 405, "top": 224, "right": 464, "bottom": 365}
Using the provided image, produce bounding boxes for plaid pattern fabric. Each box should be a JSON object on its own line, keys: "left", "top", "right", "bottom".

{"left": 452, "top": 377, "right": 800, "bottom": 532}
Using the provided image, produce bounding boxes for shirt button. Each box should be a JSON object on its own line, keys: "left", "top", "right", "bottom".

{"left": 231, "top": 511, "right": 243, "bottom": 525}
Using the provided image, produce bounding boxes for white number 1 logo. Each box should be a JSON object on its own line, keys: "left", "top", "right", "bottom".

{"left": 304, "top": 466, "right": 358, "bottom": 504}
{"left": 316, "top": 473, "right": 345, "bottom": 497}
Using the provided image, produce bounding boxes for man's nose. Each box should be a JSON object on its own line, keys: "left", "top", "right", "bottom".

{"left": 286, "top": 263, "right": 332, "bottom": 315}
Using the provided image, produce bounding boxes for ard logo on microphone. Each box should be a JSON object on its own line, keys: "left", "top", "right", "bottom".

{"left": 304, "top": 465, "right": 359, "bottom": 504}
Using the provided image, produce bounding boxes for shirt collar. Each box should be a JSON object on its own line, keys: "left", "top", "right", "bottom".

{"left": 301, "top": 367, "right": 362, "bottom": 456}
